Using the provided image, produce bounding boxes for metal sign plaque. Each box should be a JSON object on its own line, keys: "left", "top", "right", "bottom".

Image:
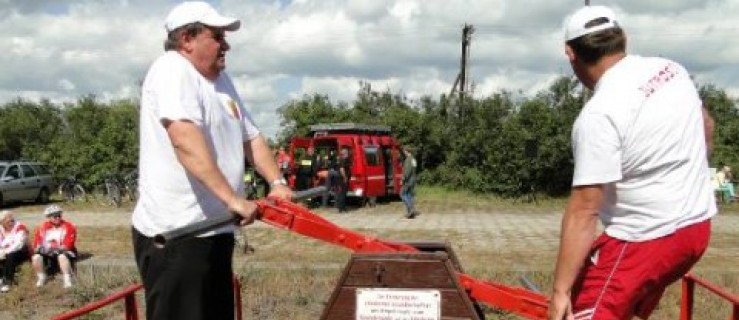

{"left": 356, "top": 288, "right": 441, "bottom": 320}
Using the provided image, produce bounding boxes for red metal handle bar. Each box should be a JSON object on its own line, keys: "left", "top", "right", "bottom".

{"left": 680, "top": 273, "right": 739, "bottom": 320}
{"left": 51, "top": 277, "right": 247, "bottom": 320}
{"left": 683, "top": 273, "right": 739, "bottom": 304}
{"left": 153, "top": 186, "right": 327, "bottom": 247}
{"left": 50, "top": 283, "right": 144, "bottom": 320}
{"left": 260, "top": 197, "right": 549, "bottom": 319}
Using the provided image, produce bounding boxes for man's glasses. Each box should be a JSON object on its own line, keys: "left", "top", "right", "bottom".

{"left": 48, "top": 213, "right": 62, "bottom": 218}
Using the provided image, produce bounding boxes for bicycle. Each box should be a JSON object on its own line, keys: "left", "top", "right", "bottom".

{"left": 58, "top": 175, "right": 87, "bottom": 202}
{"left": 95, "top": 174, "right": 122, "bottom": 207}
{"left": 122, "top": 169, "right": 138, "bottom": 202}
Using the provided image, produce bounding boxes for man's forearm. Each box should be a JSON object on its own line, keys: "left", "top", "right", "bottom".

{"left": 552, "top": 186, "right": 602, "bottom": 295}
{"left": 553, "top": 210, "right": 598, "bottom": 294}
{"left": 245, "top": 135, "right": 282, "bottom": 183}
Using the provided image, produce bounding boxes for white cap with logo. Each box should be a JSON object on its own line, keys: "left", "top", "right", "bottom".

{"left": 564, "top": 5, "right": 619, "bottom": 41}
{"left": 165, "top": 1, "right": 241, "bottom": 33}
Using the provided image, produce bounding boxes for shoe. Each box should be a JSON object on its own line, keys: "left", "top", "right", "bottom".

{"left": 35, "top": 277, "right": 47, "bottom": 288}
{"left": 0, "top": 285, "right": 9, "bottom": 293}
{"left": 404, "top": 212, "right": 415, "bottom": 219}
{"left": 412, "top": 210, "right": 421, "bottom": 218}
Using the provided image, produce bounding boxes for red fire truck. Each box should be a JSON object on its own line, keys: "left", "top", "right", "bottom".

{"left": 288, "top": 123, "right": 403, "bottom": 205}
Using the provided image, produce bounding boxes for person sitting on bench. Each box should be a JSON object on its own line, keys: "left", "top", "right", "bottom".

{"left": 0, "top": 210, "right": 30, "bottom": 293}
{"left": 31, "top": 205, "right": 77, "bottom": 289}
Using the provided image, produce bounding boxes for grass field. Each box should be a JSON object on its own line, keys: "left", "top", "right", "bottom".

{"left": 0, "top": 187, "right": 736, "bottom": 319}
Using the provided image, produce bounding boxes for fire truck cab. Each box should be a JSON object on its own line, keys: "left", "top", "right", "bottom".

{"left": 288, "top": 123, "right": 403, "bottom": 205}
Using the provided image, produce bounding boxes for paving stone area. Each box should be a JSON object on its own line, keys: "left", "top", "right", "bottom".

{"left": 12, "top": 204, "right": 738, "bottom": 271}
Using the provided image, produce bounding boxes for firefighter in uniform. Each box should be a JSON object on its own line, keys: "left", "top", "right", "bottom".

{"left": 296, "top": 147, "right": 319, "bottom": 191}
{"left": 336, "top": 148, "right": 352, "bottom": 213}
{"left": 322, "top": 149, "right": 340, "bottom": 208}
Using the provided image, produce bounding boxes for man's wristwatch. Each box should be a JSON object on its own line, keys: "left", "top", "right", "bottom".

{"left": 270, "top": 178, "right": 287, "bottom": 187}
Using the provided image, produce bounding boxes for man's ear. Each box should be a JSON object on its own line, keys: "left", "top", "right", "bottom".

{"left": 178, "top": 31, "right": 196, "bottom": 53}
{"left": 565, "top": 44, "right": 576, "bottom": 64}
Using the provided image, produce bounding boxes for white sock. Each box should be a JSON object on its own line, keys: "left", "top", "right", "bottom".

{"left": 37, "top": 273, "right": 47, "bottom": 281}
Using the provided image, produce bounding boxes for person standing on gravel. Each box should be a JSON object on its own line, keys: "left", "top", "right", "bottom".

{"left": 550, "top": 5, "right": 716, "bottom": 320}
{"left": 401, "top": 146, "right": 419, "bottom": 219}
{"left": 132, "top": 2, "right": 291, "bottom": 320}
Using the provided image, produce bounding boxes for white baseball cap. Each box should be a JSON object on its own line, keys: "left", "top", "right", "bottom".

{"left": 564, "top": 6, "right": 619, "bottom": 41}
{"left": 165, "top": 1, "right": 241, "bottom": 33}
{"left": 43, "top": 204, "right": 63, "bottom": 217}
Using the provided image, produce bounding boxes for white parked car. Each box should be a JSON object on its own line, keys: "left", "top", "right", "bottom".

{"left": 0, "top": 161, "right": 55, "bottom": 206}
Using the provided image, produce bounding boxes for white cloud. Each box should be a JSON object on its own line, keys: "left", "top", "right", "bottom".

{"left": 389, "top": 1, "right": 420, "bottom": 24}
{"left": 58, "top": 78, "right": 75, "bottom": 91}
{"left": 295, "top": 77, "right": 361, "bottom": 103}
{"left": 1, "top": 0, "right": 738, "bottom": 139}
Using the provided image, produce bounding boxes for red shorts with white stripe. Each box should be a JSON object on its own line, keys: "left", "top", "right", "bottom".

{"left": 571, "top": 219, "right": 711, "bottom": 320}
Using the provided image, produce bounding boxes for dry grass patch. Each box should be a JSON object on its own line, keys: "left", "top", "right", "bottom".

{"left": 77, "top": 226, "right": 133, "bottom": 257}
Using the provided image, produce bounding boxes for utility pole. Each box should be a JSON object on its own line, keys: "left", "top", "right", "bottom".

{"left": 459, "top": 24, "right": 474, "bottom": 101}
{"left": 450, "top": 24, "right": 475, "bottom": 103}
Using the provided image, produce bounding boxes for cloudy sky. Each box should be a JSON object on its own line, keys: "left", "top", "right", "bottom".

{"left": 2, "top": 0, "right": 737, "bottom": 137}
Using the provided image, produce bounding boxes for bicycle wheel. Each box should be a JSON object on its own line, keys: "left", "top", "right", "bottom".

{"left": 72, "top": 184, "right": 86, "bottom": 202}
{"left": 60, "top": 184, "right": 69, "bottom": 201}
{"left": 108, "top": 183, "right": 122, "bottom": 207}
{"left": 125, "top": 182, "right": 138, "bottom": 202}
{"left": 94, "top": 185, "right": 109, "bottom": 206}
{"left": 62, "top": 184, "right": 76, "bottom": 202}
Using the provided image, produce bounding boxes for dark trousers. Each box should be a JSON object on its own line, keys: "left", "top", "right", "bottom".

{"left": 322, "top": 169, "right": 341, "bottom": 207}
{"left": 296, "top": 171, "right": 313, "bottom": 191}
{"left": 336, "top": 178, "right": 348, "bottom": 211}
{"left": 1, "top": 247, "right": 29, "bottom": 284}
{"left": 133, "top": 227, "right": 235, "bottom": 320}
{"left": 400, "top": 184, "right": 415, "bottom": 214}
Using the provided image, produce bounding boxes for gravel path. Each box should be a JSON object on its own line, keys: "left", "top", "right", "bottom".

{"left": 11, "top": 203, "right": 738, "bottom": 271}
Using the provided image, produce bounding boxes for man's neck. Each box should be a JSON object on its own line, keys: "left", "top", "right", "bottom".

{"left": 587, "top": 52, "right": 626, "bottom": 88}
{"left": 177, "top": 50, "right": 219, "bottom": 81}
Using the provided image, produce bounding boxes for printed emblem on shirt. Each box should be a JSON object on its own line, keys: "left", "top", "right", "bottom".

{"left": 44, "top": 229, "right": 64, "bottom": 248}
{"left": 227, "top": 99, "right": 242, "bottom": 120}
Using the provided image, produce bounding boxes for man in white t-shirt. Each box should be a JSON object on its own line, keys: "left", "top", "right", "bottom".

{"left": 549, "top": 6, "right": 717, "bottom": 320}
{"left": 131, "top": 2, "right": 291, "bottom": 320}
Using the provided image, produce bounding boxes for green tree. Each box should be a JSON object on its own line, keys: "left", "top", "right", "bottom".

{"left": 0, "top": 99, "right": 64, "bottom": 160}
{"left": 21, "top": 96, "right": 139, "bottom": 187}
{"left": 701, "top": 84, "right": 739, "bottom": 168}
{"left": 276, "top": 93, "right": 348, "bottom": 144}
